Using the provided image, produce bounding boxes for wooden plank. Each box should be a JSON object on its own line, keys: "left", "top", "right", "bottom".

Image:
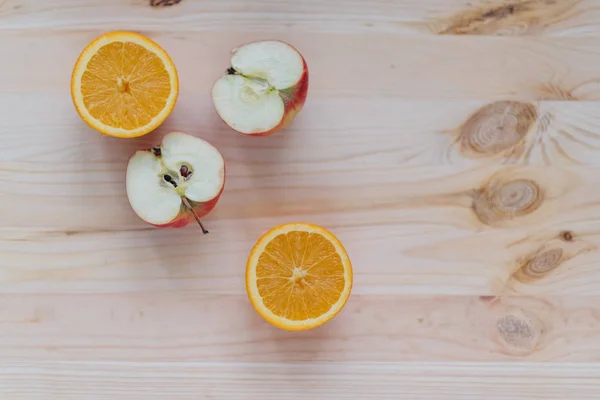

{"left": 1, "top": 178, "right": 600, "bottom": 297}
{"left": 1, "top": 293, "right": 600, "bottom": 362}
{"left": 5, "top": 95, "right": 600, "bottom": 166}
{"left": 2, "top": 0, "right": 600, "bottom": 37}
{"left": 1, "top": 361, "right": 600, "bottom": 400}
{"left": 3, "top": 31, "right": 600, "bottom": 100}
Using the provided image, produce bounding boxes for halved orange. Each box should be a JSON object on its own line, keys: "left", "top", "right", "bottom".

{"left": 246, "top": 223, "right": 353, "bottom": 331}
{"left": 71, "top": 31, "right": 178, "bottom": 138}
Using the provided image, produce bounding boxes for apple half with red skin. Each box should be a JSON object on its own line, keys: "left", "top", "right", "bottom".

{"left": 126, "top": 131, "right": 225, "bottom": 233}
{"left": 211, "top": 40, "right": 309, "bottom": 136}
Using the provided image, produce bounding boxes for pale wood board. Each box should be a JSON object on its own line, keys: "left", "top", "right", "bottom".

{"left": 2, "top": 361, "right": 600, "bottom": 400}
{"left": 3, "top": 0, "right": 600, "bottom": 398}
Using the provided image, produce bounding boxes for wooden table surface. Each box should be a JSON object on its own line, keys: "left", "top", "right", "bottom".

{"left": 3, "top": 0, "right": 600, "bottom": 398}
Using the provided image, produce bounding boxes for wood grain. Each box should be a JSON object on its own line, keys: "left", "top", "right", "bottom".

{"left": 6, "top": 31, "right": 600, "bottom": 100}
{"left": 3, "top": 164, "right": 600, "bottom": 297}
{"left": 1, "top": 361, "right": 600, "bottom": 400}
{"left": 3, "top": 0, "right": 600, "bottom": 37}
{"left": 3, "top": 293, "right": 600, "bottom": 362}
{"left": 4, "top": 0, "right": 600, "bottom": 398}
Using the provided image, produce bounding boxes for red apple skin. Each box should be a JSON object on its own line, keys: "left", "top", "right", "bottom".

{"left": 151, "top": 164, "right": 226, "bottom": 229}
{"left": 248, "top": 51, "right": 309, "bottom": 137}
{"left": 215, "top": 40, "right": 309, "bottom": 137}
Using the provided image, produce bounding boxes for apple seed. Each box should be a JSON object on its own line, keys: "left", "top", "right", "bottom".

{"left": 163, "top": 174, "right": 178, "bottom": 188}
{"left": 180, "top": 164, "right": 191, "bottom": 178}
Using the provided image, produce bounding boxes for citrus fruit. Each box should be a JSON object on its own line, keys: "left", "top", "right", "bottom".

{"left": 71, "top": 31, "right": 179, "bottom": 138}
{"left": 246, "top": 223, "right": 353, "bottom": 331}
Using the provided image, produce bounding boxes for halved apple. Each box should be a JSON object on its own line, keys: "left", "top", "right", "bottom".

{"left": 126, "top": 131, "right": 225, "bottom": 232}
{"left": 211, "top": 40, "right": 309, "bottom": 136}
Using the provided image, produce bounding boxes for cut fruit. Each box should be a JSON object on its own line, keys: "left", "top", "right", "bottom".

{"left": 246, "top": 223, "right": 352, "bottom": 331}
{"left": 212, "top": 40, "right": 309, "bottom": 136}
{"left": 126, "top": 131, "right": 225, "bottom": 231}
{"left": 71, "top": 31, "right": 179, "bottom": 138}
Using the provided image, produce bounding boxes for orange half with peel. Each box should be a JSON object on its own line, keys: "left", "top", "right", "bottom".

{"left": 246, "top": 223, "right": 353, "bottom": 331}
{"left": 71, "top": 31, "right": 178, "bottom": 138}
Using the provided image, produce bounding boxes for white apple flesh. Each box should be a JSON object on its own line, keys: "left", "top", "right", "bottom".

{"left": 126, "top": 131, "right": 225, "bottom": 232}
{"left": 212, "top": 40, "right": 309, "bottom": 136}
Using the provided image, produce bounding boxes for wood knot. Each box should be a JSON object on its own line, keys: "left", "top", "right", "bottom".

{"left": 493, "top": 179, "right": 541, "bottom": 213}
{"left": 496, "top": 313, "right": 539, "bottom": 352}
{"left": 482, "top": 4, "right": 515, "bottom": 19}
{"left": 518, "top": 248, "right": 563, "bottom": 281}
{"left": 473, "top": 176, "right": 543, "bottom": 226}
{"left": 507, "top": 231, "right": 596, "bottom": 286}
{"left": 560, "top": 230, "right": 573, "bottom": 242}
{"left": 457, "top": 101, "right": 536, "bottom": 157}
{"left": 435, "top": 0, "right": 581, "bottom": 36}
{"left": 494, "top": 307, "right": 544, "bottom": 355}
{"left": 497, "top": 314, "right": 535, "bottom": 342}
{"left": 150, "top": 0, "right": 182, "bottom": 6}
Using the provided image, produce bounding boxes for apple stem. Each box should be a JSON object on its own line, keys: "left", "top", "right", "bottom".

{"left": 181, "top": 197, "right": 209, "bottom": 234}
{"left": 226, "top": 67, "right": 237, "bottom": 75}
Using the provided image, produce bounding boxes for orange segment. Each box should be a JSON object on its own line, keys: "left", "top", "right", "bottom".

{"left": 71, "top": 31, "right": 178, "bottom": 138}
{"left": 246, "top": 223, "right": 353, "bottom": 331}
